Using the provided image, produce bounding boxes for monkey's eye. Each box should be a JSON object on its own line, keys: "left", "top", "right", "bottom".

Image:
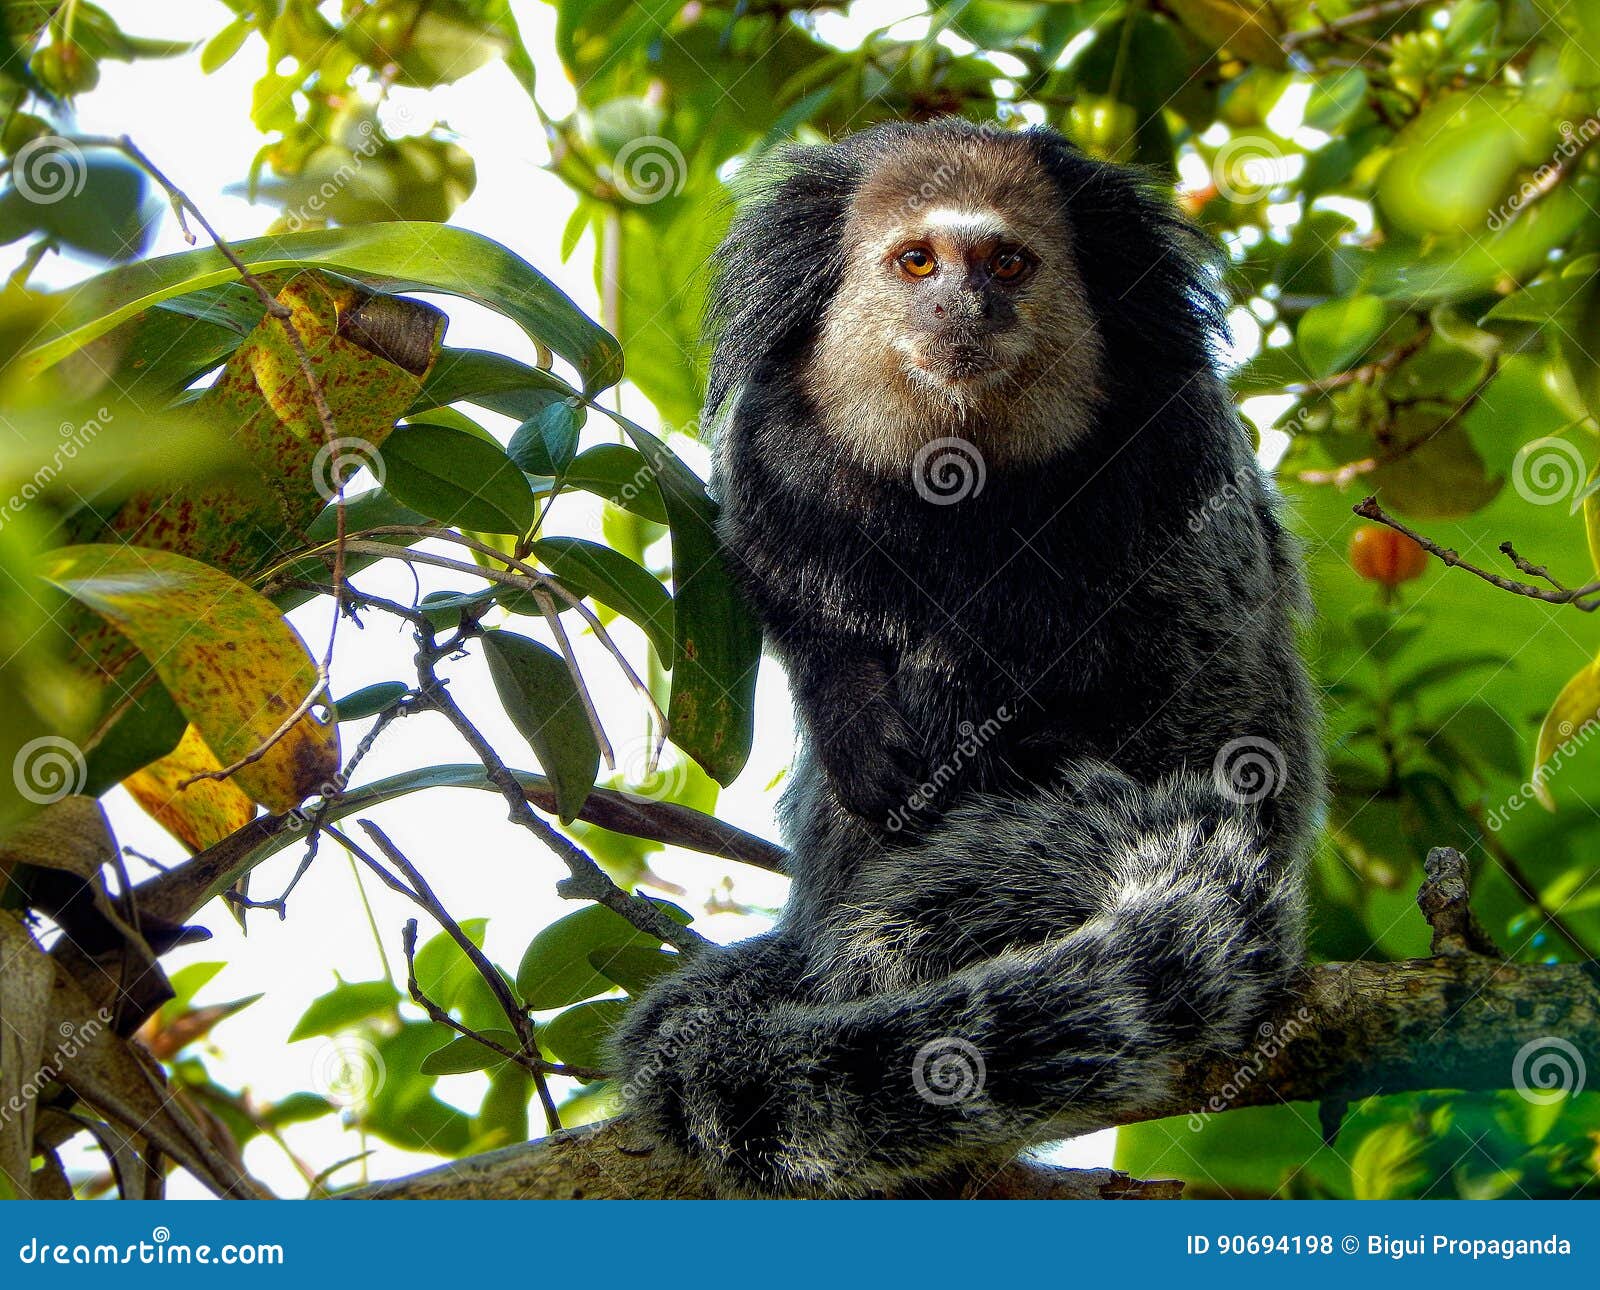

{"left": 991, "top": 248, "right": 1031, "bottom": 281}
{"left": 897, "top": 246, "right": 937, "bottom": 278}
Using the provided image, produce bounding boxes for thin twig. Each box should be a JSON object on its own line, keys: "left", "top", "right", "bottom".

{"left": 340, "top": 822, "right": 563, "bottom": 1128}
{"left": 1352, "top": 497, "right": 1600, "bottom": 610}
{"left": 411, "top": 623, "right": 707, "bottom": 957}
{"left": 1282, "top": 0, "right": 1433, "bottom": 49}
{"left": 70, "top": 134, "right": 348, "bottom": 789}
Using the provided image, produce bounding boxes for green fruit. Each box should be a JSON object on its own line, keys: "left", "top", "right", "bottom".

{"left": 30, "top": 42, "right": 100, "bottom": 95}
{"left": 1377, "top": 94, "right": 1542, "bottom": 237}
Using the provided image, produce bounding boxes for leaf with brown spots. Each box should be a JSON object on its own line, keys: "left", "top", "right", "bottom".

{"left": 40, "top": 545, "right": 339, "bottom": 815}
{"left": 124, "top": 725, "right": 258, "bottom": 853}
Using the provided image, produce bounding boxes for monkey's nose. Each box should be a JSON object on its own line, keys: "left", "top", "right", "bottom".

{"left": 932, "top": 303, "right": 944, "bottom": 316}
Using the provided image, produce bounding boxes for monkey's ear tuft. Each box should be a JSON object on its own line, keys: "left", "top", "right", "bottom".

{"left": 1025, "top": 128, "right": 1229, "bottom": 389}
{"left": 703, "top": 142, "right": 865, "bottom": 418}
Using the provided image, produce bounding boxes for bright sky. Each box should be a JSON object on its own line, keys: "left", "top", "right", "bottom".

{"left": 28, "top": 0, "right": 1123, "bottom": 1194}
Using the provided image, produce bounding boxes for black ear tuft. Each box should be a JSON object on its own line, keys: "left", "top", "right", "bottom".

{"left": 1024, "top": 128, "right": 1229, "bottom": 397}
{"left": 703, "top": 145, "right": 860, "bottom": 418}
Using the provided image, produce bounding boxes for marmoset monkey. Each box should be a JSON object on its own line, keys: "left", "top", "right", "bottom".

{"left": 613, "top": 119, "right": 1324, "bottom": 1196}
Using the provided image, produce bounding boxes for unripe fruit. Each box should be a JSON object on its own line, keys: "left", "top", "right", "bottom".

{"left": 1349, "top": 525, "right": 1429, "bottom": 586}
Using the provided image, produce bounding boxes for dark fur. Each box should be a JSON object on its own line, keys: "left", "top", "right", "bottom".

{"left": 612, "top": 120, "right": 1323, "bottom": 1196}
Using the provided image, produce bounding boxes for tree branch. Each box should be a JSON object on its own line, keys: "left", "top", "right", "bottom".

{"left": 346, "top": 849, "right": 1600, "bottom": 1199}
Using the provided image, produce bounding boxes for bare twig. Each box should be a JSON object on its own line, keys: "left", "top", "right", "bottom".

{"left": 70, "top": 134, "right": 347, "bottom": 789}
{"left": 1352, "top": 497, "right": 1600, "bottom": 610}
{"left": 1282, "top": 0, "right": 1434, "bottom": 50}
{"left": 411, "top": 624, "right": 707, "bottom": 957}
{"left": 398, "top": 921, "right": 606, "bottom": 1083}
{"left": 345, "top": 821, "right": 563, "bottom": 1129}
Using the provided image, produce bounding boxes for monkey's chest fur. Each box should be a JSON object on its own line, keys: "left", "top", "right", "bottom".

{"left": 717, "top": 380, "right": 1249, "bottom": 803}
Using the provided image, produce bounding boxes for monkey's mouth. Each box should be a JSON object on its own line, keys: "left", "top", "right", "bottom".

{"left": 912, "top": 342, "right": 1006, "bottom": 386}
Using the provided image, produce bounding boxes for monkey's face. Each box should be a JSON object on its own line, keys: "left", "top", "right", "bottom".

{"left": 804, "top": 134, "right": 1105, "bottom": 472}
{"left": 878, "top": 212, "right": 1038, "bottom": 392}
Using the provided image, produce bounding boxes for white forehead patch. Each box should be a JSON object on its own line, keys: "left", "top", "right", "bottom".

{"left": 919, "top": 206, "right": 1011, "bottom": 239}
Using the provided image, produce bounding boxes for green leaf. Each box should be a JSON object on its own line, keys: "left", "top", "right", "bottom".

{"left": 200, "top": 16, "right": 251, "bottom": 73}
{"left": 381, "top": 423, "right": 537, "bottom": 535}
{"left": 589, "top": 944, "right": 681, "bottom": 994}
{"left": 412, "top": 348, "right": 580, "bottom": 421}
{"left": 332, "top": 682, "right": 409, "bottom": 722}
{"left": 27, "top": 223, "right": 622, "bottom": 393}
{"left": 533, "top": 536, "right": 674, "bottom": 664}
{"left": 480, "top": 630, "right": 599, "bottom": 821}
{"left": 421, "top": 1030, "right": 519, "bottom": 1076}
{"left": 515, "top": 904, "right": 661, "bottom": 1009}
{"left": 1296, "top": 294, "right": 1387, "bottom": 378}
{"left": 562, "top": 443, "right": 668, "bottom": 523}
{"left": 539, "top": 999, "right": 629, "bottom": 1072}
{"left": 289, "top": 979, "right": 400, "bottom": 1042}
{"left": 606, "top": 414, "right": 762, "bottom": 786}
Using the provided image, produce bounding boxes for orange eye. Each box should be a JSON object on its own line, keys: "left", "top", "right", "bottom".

{"left": 898, "top": 246, "right": 936, "bottom": 278}
{"left": 992, "top": 249, "right": 1029, "bottom": 281}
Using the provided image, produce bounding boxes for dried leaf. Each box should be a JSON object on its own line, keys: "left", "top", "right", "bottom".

{"left": 0, "top": 912, "right": 53, "bottom": 1199}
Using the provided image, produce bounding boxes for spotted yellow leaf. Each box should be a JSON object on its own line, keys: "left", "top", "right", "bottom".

{"left": 41, "top": 545, "right": 339, "bottom": 814}
{"left": 1533, "top": 657, "right": 1600, "bottom": 809}
{"left": 124, "top": 725, "right": 257, "bottom": 853}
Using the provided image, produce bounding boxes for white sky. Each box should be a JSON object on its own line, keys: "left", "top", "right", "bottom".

{"left": 26, "top": 0, "right": 1118, "bottom": 1194}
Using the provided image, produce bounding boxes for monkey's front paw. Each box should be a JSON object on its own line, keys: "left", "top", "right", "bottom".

{"left": 818, "top": 701, "right": 925, "bottom": 829}
{"left": 611, "top": 991, "right": 832, "bottom": 1196}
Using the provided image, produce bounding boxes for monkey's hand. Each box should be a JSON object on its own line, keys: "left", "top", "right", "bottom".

{"left": 610, "top": 934, "right": 817, "bottom": 1196}
{"left": 814, "top": 688, "right": 925, "bottom": 827}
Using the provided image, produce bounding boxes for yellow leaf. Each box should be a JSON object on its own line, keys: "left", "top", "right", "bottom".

{"left": 41, "top": 545, "right": 339, "bottom": 814}
{"left": 1534, "top": 658, "right": 1600, "bottom": 809}
{"left": 124, "top": 725, "right": 258, "bottom": 853}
